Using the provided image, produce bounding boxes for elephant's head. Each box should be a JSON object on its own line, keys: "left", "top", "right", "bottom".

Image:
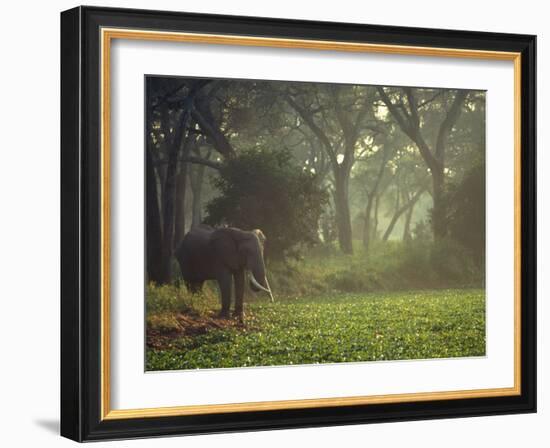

{"left": 210, "top": 227, "right": 274, "bottom": 302}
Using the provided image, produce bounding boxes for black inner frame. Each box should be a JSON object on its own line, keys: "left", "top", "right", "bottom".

{"left": 60, "top": 6, "right": 536, "bottom": 442}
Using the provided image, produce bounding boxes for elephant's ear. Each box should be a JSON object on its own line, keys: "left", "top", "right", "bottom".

{"left": 209, "top": 228, "right": 241, "bottom": 271}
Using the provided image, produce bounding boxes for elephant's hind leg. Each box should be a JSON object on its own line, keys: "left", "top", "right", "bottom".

{"left": 216, "top": 272, "right": 232, "bottom": 318}
{"left": 233, "top": 270, "right": 245, "bottom": 322}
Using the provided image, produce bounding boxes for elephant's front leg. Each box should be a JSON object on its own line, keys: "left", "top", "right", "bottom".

{"left": 217, "top": 271, "right": 232, "bottom": 318}
{"left": 233, "top": 269, "right": 245, "bottom": 321}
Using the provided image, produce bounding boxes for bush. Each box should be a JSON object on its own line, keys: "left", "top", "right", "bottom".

{"left": 266, "top": 238, "right": 484, "bottom": 297}
{"left": 325, "top": 268, "right": 382, "bottom": 292}
{"left": 446, "top": 163, "right": 485, "bottom": 268}
{"left": 154, "top": 239, "right": 483, "bottom": 309}
{"left": 205, "top": 148, "right": 328, "bottom": 260}
{"left": 430, "top": 238, "right": 482, "bottom": 287}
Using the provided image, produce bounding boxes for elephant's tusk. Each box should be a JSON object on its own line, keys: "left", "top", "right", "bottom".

{"left": 265, "top": 277, "right": 274, "bottom": 303}
{"left": 250, "top": 273, "right": 272, "bottom": 296}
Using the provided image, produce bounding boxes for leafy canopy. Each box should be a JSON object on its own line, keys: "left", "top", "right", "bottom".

{"left": 205, "top": 148, "right": 328, "bottom": 259}
{"left": 446, "top": 163, "right": 486, "bottom": 266}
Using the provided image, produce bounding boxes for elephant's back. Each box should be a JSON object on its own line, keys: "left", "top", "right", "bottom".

{"left": 175, "top": 227, "right": 214, "bottom": 280}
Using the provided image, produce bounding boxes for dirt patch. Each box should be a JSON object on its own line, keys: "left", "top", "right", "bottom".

{"left": 146, "top": 312, "right": 246, "bottom": 350}
{"left": 175, "top": 313, "right": 242, "bottom": 336}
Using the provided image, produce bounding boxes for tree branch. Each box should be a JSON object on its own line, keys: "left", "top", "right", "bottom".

{"left": 404, "top": 88, "right": 420, "bottom": 130}
{"left": 382, "top": 185, "right": 427, "bottom": 241}
{"left": 377, "top": 86, "right": 441, "bottom": 175}
{"left": 377, "top": 87, "right": 412, "bottom": 136}
{"left": 417, "top": 91, "right": 444, "bottom": 109}
{"left": 285, "top": 94, "right": 338, "bottom": 167}
{"left": 435, "top": 90, "right": 468, "bottom": 162}
{"left": 191, "top": 107, "right": 234, "bottom": 157}
{"left": 182, "top": 155, "right": 221, "bottom": 171}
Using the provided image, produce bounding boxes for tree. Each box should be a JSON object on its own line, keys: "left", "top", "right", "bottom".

{"left": 382, "top": 185, "right": 426, "bottom": 241}
{"left": 145, "top": 76, "right": 485, "bottom": 287}
{"left": 205, "top": 149, "right": 328, "bottom": 260}
{"left": 285, "top": 84, "right": 381, "bottom": 253}
{"left": 145, "top": 78, "right": 216, "bottom": 283}
{"left": 379, "top": 144, "right": 429, "bottom": 241}
{"left": 189, "top": 147, "right": 213, "bottom": 227}
{"left": 377, "top": 87, "right": 468, "bottom": 239}
{"left": 352, "top": 134, "right": 395, "bottom": 251}
{"left": 447, "top": 163, "right": 485, "bottom": 266}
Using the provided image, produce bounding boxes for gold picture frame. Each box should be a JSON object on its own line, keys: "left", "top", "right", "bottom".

{"left": 61, "top": 6, "right": 536, "bottom": 442}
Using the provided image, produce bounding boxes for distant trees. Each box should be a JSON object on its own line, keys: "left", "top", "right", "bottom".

{"left": 377, "top": 87, "right": 468, "bottom": 239}
{"left": 145, "top": 76, "right": 485, "bottom": 284}
{"left": 285, "top": 85, "right": 381, "bottom": 254}
{"left": 146, "top": 79, "right": 231, "bottom": 283}
{"left": 146, "top": 77, "right": 207, "bottom": 284}
{"left": 352, "top": 140, "right": 394, "bottom": 251}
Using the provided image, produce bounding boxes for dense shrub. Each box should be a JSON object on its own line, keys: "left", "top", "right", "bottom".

{"left": 205, "top": 148, "right": 328, "bottom": 260}
{"left": 267, "top": 238, "right": 484, "bottom": 297}
{"left": 159, "top": 237, "right": 483, "bottom": 309}
{"left": 430, "top": 238, "right": 480, "bottom": 286}
{"left": 446, "top": 164, "right": 485, "bottom": 268}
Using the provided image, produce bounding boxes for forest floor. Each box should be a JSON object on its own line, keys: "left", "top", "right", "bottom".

{"left": 145, "top": 289, "right": 485, "bottom": 371}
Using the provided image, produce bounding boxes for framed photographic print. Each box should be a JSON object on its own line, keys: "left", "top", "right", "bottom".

{"left": 60, "top": 6, "right": 536, "bottom": 442}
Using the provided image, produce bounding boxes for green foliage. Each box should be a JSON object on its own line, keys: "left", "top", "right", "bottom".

{"left": 146, "top": 79, "right": 488, "bottom": 371}
{"left": 146, "top": 289, "right": 485, "bottom": 370}
{"left": 429, "top": 238, "right": 481, "bottom": 286}
{"left": 412, "top": 219, "right": 432, "bottom": 242}
{"left": 146, "top": 283, "right": 219, "bottom": 317}
{"left": 446, "top": 164, "right": 486, "bottom": 267}
{"left": 205, "top": 148, "right": 328, "bottom": 259}
{"left": 265, "top": 238, "right": 483, "bottom": 297}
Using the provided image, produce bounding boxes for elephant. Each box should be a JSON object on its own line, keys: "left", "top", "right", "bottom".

{"left": 175, "top": 225, "right": 274, "bottom": 320}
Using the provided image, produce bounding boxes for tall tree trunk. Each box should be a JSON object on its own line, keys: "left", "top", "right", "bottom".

{"left": 333, "top": 170, "right": 353, "bottom": 254}
{"left": 377, "top": 88, "right": 467, "bottom": 242}
{"left": 148, "top": 80, "right": 210, "bottom": 284}
{"left": 402, "top": 199, "right": 415, "bottom": 241}
{"left": 431, "top": 168, "right": 446, "bottom": 239}
{"left": 191, "top": 184, "right": 202, "bottom": 228}
{"left": 159, "top": 110, "right": 192, "bottom": 283}
{"left": 383, "top": 187, "right": 425, "bottom": 241}
{"left": 373, "top": 195, "right": 380, "bottom": 241}
{"left": 362, "top": 195, "right": 375, "bottom": 251}
{"left": 284, "top": 93, "right": 363, "bottom": 255}
{"left": 320, "top": 202, "right": 335, "bottom": 244}
{"left": 160, "top": 143, "right": 179, "bottom": 283}
{"left": 174, "top": 162, "right": 188, "bottom": 247}
{"left": 145, "top": 146, "right": 164, "bottom": 284}
{"left": 383, "top": 187, "right": 401, "bottom": 241}
{"left": 145, "top": 84, "right": 164, "bottom": 284}
{"left": 190, "top": 155, "right": 208, "bottom": 228}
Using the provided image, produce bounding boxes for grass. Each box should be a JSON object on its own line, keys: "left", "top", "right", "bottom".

{"left": 147, "top": 240, "right": 485, "bottom": 371}
{"left": 146, "top": 289, "right": 485, "bottom": 371}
